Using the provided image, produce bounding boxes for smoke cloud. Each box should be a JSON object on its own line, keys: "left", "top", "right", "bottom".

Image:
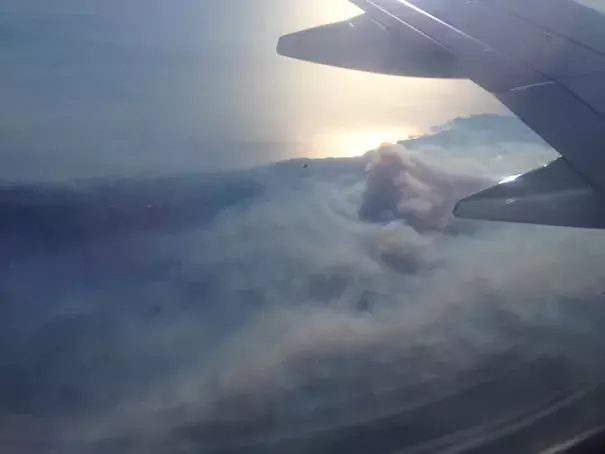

{"left": 1, "top": 115, "right": 605, "bottom": 454}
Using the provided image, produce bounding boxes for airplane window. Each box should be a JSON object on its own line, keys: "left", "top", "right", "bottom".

{"left": 1, "top": 1, "right": 605, "bottom": 453}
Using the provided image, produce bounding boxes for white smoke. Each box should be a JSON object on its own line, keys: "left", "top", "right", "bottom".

{"left": 2, "top": 116, "right": 605, "bottom": 453}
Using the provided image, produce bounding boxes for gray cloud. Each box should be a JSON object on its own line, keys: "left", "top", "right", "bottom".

{"left": 1, "top": 115, "right": 605, "bottom": 453}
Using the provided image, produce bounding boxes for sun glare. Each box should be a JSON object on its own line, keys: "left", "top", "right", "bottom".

{"left": 313, "top": 2, "right": 363, "bottom": 22}
{"left": 310, "top": 127, "right": 419, "bottom": 158}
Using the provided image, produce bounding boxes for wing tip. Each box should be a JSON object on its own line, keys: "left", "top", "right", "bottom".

{"left": 276, "top": 33, "right": 294, "bottom": 58}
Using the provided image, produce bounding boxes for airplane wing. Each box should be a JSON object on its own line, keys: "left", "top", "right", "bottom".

{"left": 278, "top": 0, "right": 605, "bottom": 229}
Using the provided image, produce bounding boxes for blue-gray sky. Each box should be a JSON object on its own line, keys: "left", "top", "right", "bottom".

{"left": 0, "top": 0, "right": 504, "bottom": 182}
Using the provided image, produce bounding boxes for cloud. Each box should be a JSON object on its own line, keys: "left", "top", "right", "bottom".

{"left": 359, "top": 144, "right": 491, "bottom": 231}
{"left": 1, "top": 115, "right": 605, "bottom": 453}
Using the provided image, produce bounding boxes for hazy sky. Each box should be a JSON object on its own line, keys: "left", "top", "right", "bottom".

{"left": 1, "top": 0, "right": 504, "bottom": 182}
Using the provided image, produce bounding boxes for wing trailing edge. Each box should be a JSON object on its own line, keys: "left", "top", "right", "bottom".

{"left": 454, "top": 158, "right": 605, "bottom": 229}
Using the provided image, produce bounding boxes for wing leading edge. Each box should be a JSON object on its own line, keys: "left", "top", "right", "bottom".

{"left": 278, "top": 0, "right": 605, "bottom": 229}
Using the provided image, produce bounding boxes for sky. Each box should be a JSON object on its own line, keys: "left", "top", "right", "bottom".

{"left": 0, "top": 0, "right": 504, "bottom": 182}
